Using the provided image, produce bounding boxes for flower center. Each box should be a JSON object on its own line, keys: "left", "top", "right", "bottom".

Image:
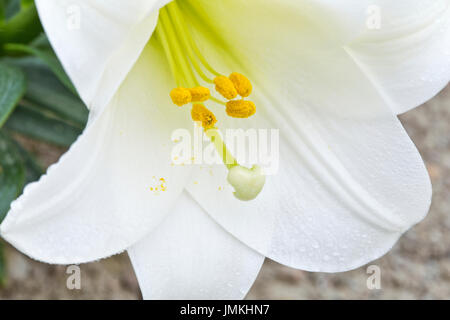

{"left": 155, "top": 0, "right": 265, "bottom": 201}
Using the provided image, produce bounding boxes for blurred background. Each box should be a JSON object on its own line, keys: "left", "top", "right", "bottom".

{"left": 0, "top": 1, "right": 449, "bottom": 299}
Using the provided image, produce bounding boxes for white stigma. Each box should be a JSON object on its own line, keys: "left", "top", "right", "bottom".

{"left": 227, "top": 165, "right": 266, "bottom": 201}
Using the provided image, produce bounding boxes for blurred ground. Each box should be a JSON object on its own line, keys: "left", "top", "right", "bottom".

{"left": 0, "top": 85, "right": 449, "bottom": 300}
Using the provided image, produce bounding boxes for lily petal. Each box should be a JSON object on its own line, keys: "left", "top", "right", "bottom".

{"left": 36, "top": 0, "right": 170, "bottom": 116}
{"left": 183, "top": 0, "right": 449, "bottom": 115}
{"left": 183, "top": 0, "right": 432, "bottom": 272}
{"left": 128, "top": 192, "right": 264, "bottom": 300}
{"left": 348, "top": 0, "right": 450, "bottom": 114}
{"left": 0, "top": 40, "right": 191, "bottom": 264}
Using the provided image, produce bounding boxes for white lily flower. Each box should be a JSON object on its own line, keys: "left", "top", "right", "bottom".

{"left": 1, "top": 0, "right": 449, "bottom": 299}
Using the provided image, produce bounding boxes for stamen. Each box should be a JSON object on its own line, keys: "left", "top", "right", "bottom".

{"left": 214, "top": 76, "right": 238, "bottom": 100}
{"left": 226, "top": 100, "right": 256, "bottom": 118}
{"left": 167, "top": 3, "right": 213, "bottom": 84}
{"left": 156, "top": 1, "right": 265, "bottom": 201}
{"left": 229, "top": 72, "right": 252, "bottom": 97}
{"left": 170, "top": 1, "right": 221, "bottom": 78}
{"left": 170, "top": 87, "right": 192, "bottom": 106}
{"left": 155, "top": 17, "right": 180, "bottom": 86}
{"left": 189, "top": 86, "right": 210, "bottom": 102}
{"left": 191, "top": 104, "right": 217, "bottom": 129}
{"left": 160, "top": 8, "right": 197, "bottom": 87}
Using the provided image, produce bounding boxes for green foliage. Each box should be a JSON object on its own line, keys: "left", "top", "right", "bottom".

{"left": 0, "top": 2, "right": 88, "bottom": 282}
{"left": 0, "top": 62, "right": 26, "bottom": 126}
{"left": 0, "top": 240, "right": 5, "bottom": 286}
{"left": 9, "top": 56, "right": 87, "bottom": 126}
{"left": 0, "top": 0, "right": 21, "bottom": 21}
{"left": 13, "top": 137, "right": 42, "bottom": 183}
{"left": 0, "top": 131, "right": 25, "bottom": 222}
{"left": 5, "top": 105, "right": 83, "bottom": 147}
{"left": 0, "top": 1, "right": 42, "bottom": 45}
{"left": 3, "top": 44, "right": 77, "bottom": 94}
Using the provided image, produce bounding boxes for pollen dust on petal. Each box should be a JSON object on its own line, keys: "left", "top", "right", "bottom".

{"left": 149, "top": 177, "right": 167, "bottom": 194}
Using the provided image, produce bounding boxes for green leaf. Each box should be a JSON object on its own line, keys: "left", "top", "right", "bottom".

{"left": 3, "top": 57, "right": 88, "bottom": 127}
{"left": 0, "top": 130, "right": 25, "bottom": 222}
{"left": 0, "top": 2, "right": 42, "bottom": 45}
{"left": 20, "top": 0, "right": 33, "bottom": 9}
{"left": 0, "top": 240, "right": 5, "bottom": 287}
{"left": 0, "top": 62, "right": 26, "bottom": 127}
{"left": 0, "top": 1, "right": 5, "bottom": 21}
{"left": 3, "top": 43, "right": 77, "bottom": 95}
{"left": 5, "top": 105, "right": 82, "bottom": 147}
{"left": 2, "top": 0, "right": 20, "bottom": 20}
{"left": 12, "top": 138, "right": 42, "bottom": 183}
{"left": 22, "top": 61, "right": 87, "bottom": 126}
{"left": 29, "top": 32, "right": 51, "bottom": 49}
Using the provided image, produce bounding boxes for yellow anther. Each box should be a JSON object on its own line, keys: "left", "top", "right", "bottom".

{"left": 170, "top": 87, "right": 192, "bottom": 106}
{"left": 191, "top": 104, "right": 217, "bottom": 129}
{"left": 214, "top": 76, "right": 237, "bottom": 100}
{"left": 229, "top": 72, "right": 252, "bottom": 97}
{"left": 226, "top": 100, "right": 256, "bottom": 118}
{"left": 189, "top": 86, "right": 210, "bottom": 102}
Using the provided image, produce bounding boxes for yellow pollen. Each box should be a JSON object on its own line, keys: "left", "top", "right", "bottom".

{"left": 229, "top": 72, "right": 252, "bottom": 97}
{"left": 191, "top": 104, "right": 217, "bottom": 129}
{"left": 214, "top": 76, "right": 237, "bottom": 100}
{"left": 170, "top": 87, "right": 191, "bottom": 106}
{"left": 189, "top": 86, "right": 210, "bottom": 102}
{"left": 226, "top": 100, "right": 256, "bottom": 118}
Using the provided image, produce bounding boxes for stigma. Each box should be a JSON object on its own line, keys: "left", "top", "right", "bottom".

{"left": 227, "top": 165, "right": 266, "bottom": 201}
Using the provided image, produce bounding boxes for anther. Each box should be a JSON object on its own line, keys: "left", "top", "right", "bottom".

{"left": 229, "top": 72, "right": 252, "bottom": 97}
{"left": 191, "top": 104, "right": 217, "bottom": 130}
{"left": 226, "top": 100, "right": 256, "bottom": 118}
{"left": 189, "top": 86, "right": 210, "bottom": 102}
{"left": 214, "top": 76, "right": 237, "bottom": 100}
{"left": 170, "top": 87, "right": 192, "bottom": 106}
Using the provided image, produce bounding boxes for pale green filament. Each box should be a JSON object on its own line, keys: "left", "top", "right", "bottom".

{"left": 159, "top": 8, "right": 197, "bottom": 87}
{"left": 170, "top": 1, "right": 221, "bottom": 78}
{"left": 155, "top": 18, "right": 180, "bottom": 86}
{"left": 205, "top": 129, "right": 238, "bottom": 169}
{"left": 167, "top": 3, "right": 212, "bottom": 84}
{"left": 210, "top": 96, "right": 226, "bottom": 106}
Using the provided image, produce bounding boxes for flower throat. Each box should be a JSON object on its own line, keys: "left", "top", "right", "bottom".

{"left": 155, "top": 0, "right": 265, "bottom": 201}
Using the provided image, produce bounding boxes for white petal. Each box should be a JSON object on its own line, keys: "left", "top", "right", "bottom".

{"left": 186, "top": 0, "right": 449, "bottom": 114}
{"left": 128, "top": 192, "right": 264, "bottom": 300}
{"left": 36, "top": 0, "right": 171, "bottom": 115}
{"left": 182, "top": 0, "right": 432, "bottom": 272}
{"left": 348, "top": 0, "right": 450, "bottom": 114}
{"left": 0, "top": 40, "right": 191, "bottom": 264}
